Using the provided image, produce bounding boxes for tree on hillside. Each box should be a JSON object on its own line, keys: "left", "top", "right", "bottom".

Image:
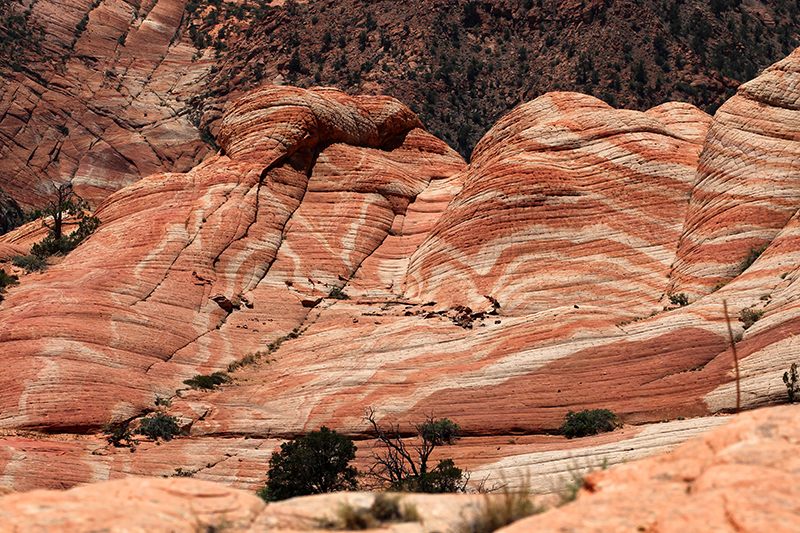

{"left": 364, "top": 407, "right": 467, "bottom": 493}
{"left": 257, "top": 426, "right": 359, "bottom": 502}
{"left": 30, "top": 182, "right": 100, "bottom": 258}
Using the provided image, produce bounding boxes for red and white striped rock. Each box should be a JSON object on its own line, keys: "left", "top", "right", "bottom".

{"left": 669, "top": 47, "right": 800, "bottom": 296}
{"left": 5, "top": 48, "right": 800, "bottom": 497}
{"left": 405, "top": 92, "right": 711, "bottom": 316}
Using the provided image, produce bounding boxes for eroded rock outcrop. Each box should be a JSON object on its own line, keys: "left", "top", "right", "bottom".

{"left": 505, "top": 404, "right": 800, "bottom": 533}
{"left": 0, "top": 0, "right": 213, "bottom": 208}
{"left": 669, "top": 47, "right": 800, "bottom": 296}
{"left": 3, "top": 48, "right": 800, "bottom": 494}
{"left": 405, "top": 93, "right": 711, "bottom": 316}
{"left": 0, "top": 86, "right": 463, "bottom": 434}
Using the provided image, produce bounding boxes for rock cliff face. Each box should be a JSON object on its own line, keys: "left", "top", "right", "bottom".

{"left": 0, "top": 0, "right": 213, "bottom": 208}
{"left": 2, "top": 48, "right": 800, "bottom": 496}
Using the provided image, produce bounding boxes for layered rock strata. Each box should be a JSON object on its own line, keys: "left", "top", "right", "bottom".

{"left": 3, "top": 48, "right": 800, "bottom": 493}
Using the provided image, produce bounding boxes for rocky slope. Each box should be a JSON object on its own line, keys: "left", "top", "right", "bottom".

{"left": 2, "top": 44, "right": 800, "bottom": 494}
{"left": 2, "top": 25, "right": 800, "bottom": 500}
{"left": 2, "top": 0, "right": 800, "bottom": 217}
{"left": 0, "top": 0, "right": 214, "bottom": 209}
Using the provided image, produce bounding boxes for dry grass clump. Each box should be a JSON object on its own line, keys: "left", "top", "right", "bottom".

{"left": 334, "top": 494, "right": 420, "bottom": 530}
{"left": 460, "top": 485, "right": 542, "bottom": 533}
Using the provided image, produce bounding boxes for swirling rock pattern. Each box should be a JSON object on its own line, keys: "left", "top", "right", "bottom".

{"left": 670, "top": 47, "right": 800, "bottom": 296}
{"left": 405, "top": 94, "right": 710, "bottom": 316}
{"left": 3, "top": 48, "right": 800, "bottom": 494}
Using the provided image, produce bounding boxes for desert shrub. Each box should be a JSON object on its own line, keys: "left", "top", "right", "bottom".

{"left": 0, "top": 268, "right": 18, "bottom": 302}
{"left": 419, "top": 418, "right": 460, "bottom": 445}
{"left": 784, "top": 363, "right": 799, "bottom": 403}
{"left": 104, "top": 423, "right": 136, "bottom": 448}
{"left": 391, "top": 459, "right": 464, "bottom": 493}
{"left": 136, "top": 412, "right": 181, "bottom": 441}
{"left": 460, "top": 485, "right": 540, "bottom": 533}
{"left": 561, "top": 409, "right": 619, "bottom": 439}
{"left": 740, "top": 243, "right": 768, "bottom": 273}
{"left": 11, "top": 254, "right": 47, "bottom": 272}
{"left": 668, "top": 293, "right": 689, "bottom": 306}
{"left": 183, "top": 371, "right": 230, "bottom": 390}
{"left": 258, "top": 426, "right": 358, "bottom": 502}
{"left": 711, "top": 278, "right": 731, "bottom": 292}
{"left": 335, "top": 494, "right": 419, "bottom": 529}
{"left": 739, "top": 308, "right": 764, "bottom": 329}
{"left": 27, "top": 182, "right": 100, "bottom": 260}
{"left": 364, "top": 408, "right": 467, "bottom": 492}
{"left": 328, "top": 286, "right": 349, "bottom": 300}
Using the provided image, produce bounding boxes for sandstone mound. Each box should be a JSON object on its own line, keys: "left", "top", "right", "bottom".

{"left": 2, "top": 50, "right": 800, "bottom": 493}
{"left": 0, "top": 86, "right": 463, "bottom": 433}
{"left": 406, "top": 92, "right": 711, "bottom": 315}
{"left": 670, "top": 46, "right": 800, "bottom": 296}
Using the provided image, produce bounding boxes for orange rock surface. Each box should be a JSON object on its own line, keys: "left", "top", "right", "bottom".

{"left": 505, "top": 404, "right": 800, "bottom": 533}
{"left": 2, "top": 47, "right": 800, "bottom": 497}
{"left": 0, "top": 0, "right": 213, "bottom": 208}
{"left": 0, "top": 405, "right": 796, "bottom": 533}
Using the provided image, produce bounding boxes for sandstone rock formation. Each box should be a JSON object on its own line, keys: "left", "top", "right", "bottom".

{"left": 2, "top": 47, "right": 800, "bottom": 496}
{"left": 504, "top": 404, "right": 800, "bottom": 533}
{"left": 0, "top": 405, "right": 796, "bottom": 533}
{"left": 669, "top": 47, "right": 800, "bottom": 296}
{"left": 0, "top": 0, "right": 213, "bottom": 208}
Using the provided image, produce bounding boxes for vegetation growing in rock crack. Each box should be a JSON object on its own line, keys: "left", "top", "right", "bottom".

{"left": 183, "top": 371, "right": 231, "bottom": 390}
{"left": 784, "top": 362, "right": 799, "bottom": 403}
{"left": 560, "top": 409, "right": 620, "bottom": 439}
{"left": 136, "top": 411, "right": 181, "bottom": 442}
{"left": 739, "top": 308, "right": 764, "bottom": 329}
{"left": 328, "top": 286, "right": 349, "bottom": 300}
{"left": 740, "top": 243, "right": 768, "bottom": 273}
{"left": 668, "top": 292, "right": 689, "bottom": 306}
{"left": 364, "top": 407, "right": 467, "bottom": 492}
{"left": 103, "top": 422, "right": 137, "bottom": 448}
{"left": 257, "top": 426, "right": 358, "bottom": 502}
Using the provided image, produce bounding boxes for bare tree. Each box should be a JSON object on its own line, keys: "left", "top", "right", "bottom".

{"left": 363, "top": 407, "right": 466, "bottom": 492}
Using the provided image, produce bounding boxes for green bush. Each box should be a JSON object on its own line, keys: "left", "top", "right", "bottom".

{"left": 11, "top": 254, "right": 47, "bottom": 272}
{"left": 0, "top": 268, "right": 18, "bottom": 302}
{"left": 136, "top": 412, "right": 181, "bottom": 441}
{"left": 391, "top": 458, "right": 463, "bottom": 493}
{"left": 668, "top": 293, "right": 689, "bottom": 306}
{"left": 739, "top": 308, "right": 764, "bottom": 329}
{"left": 561, "top": 409, "right": 619, "bottom": 439}
{"left": 257, "top": 426, "right": 358, "bottom": 502}
{"left": 183, "top": 371, "right": 230, "bottom": 390}
{"left": 328, "top": 286, "right": 349, "bottom": 300}
{"left": 419, "top": 418, "right": 460, "bottom": 445}
{"left": 30, "top": 210, "right": 100, "bottom": 258}
{"left": 740, "top": 243, "right": 768, "bottom": 273}
{"left": 784, "top": 363, "right": 798, "bottom": 403}
{"left": 104, "top": 423, "right": 136, "bottom": 447}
